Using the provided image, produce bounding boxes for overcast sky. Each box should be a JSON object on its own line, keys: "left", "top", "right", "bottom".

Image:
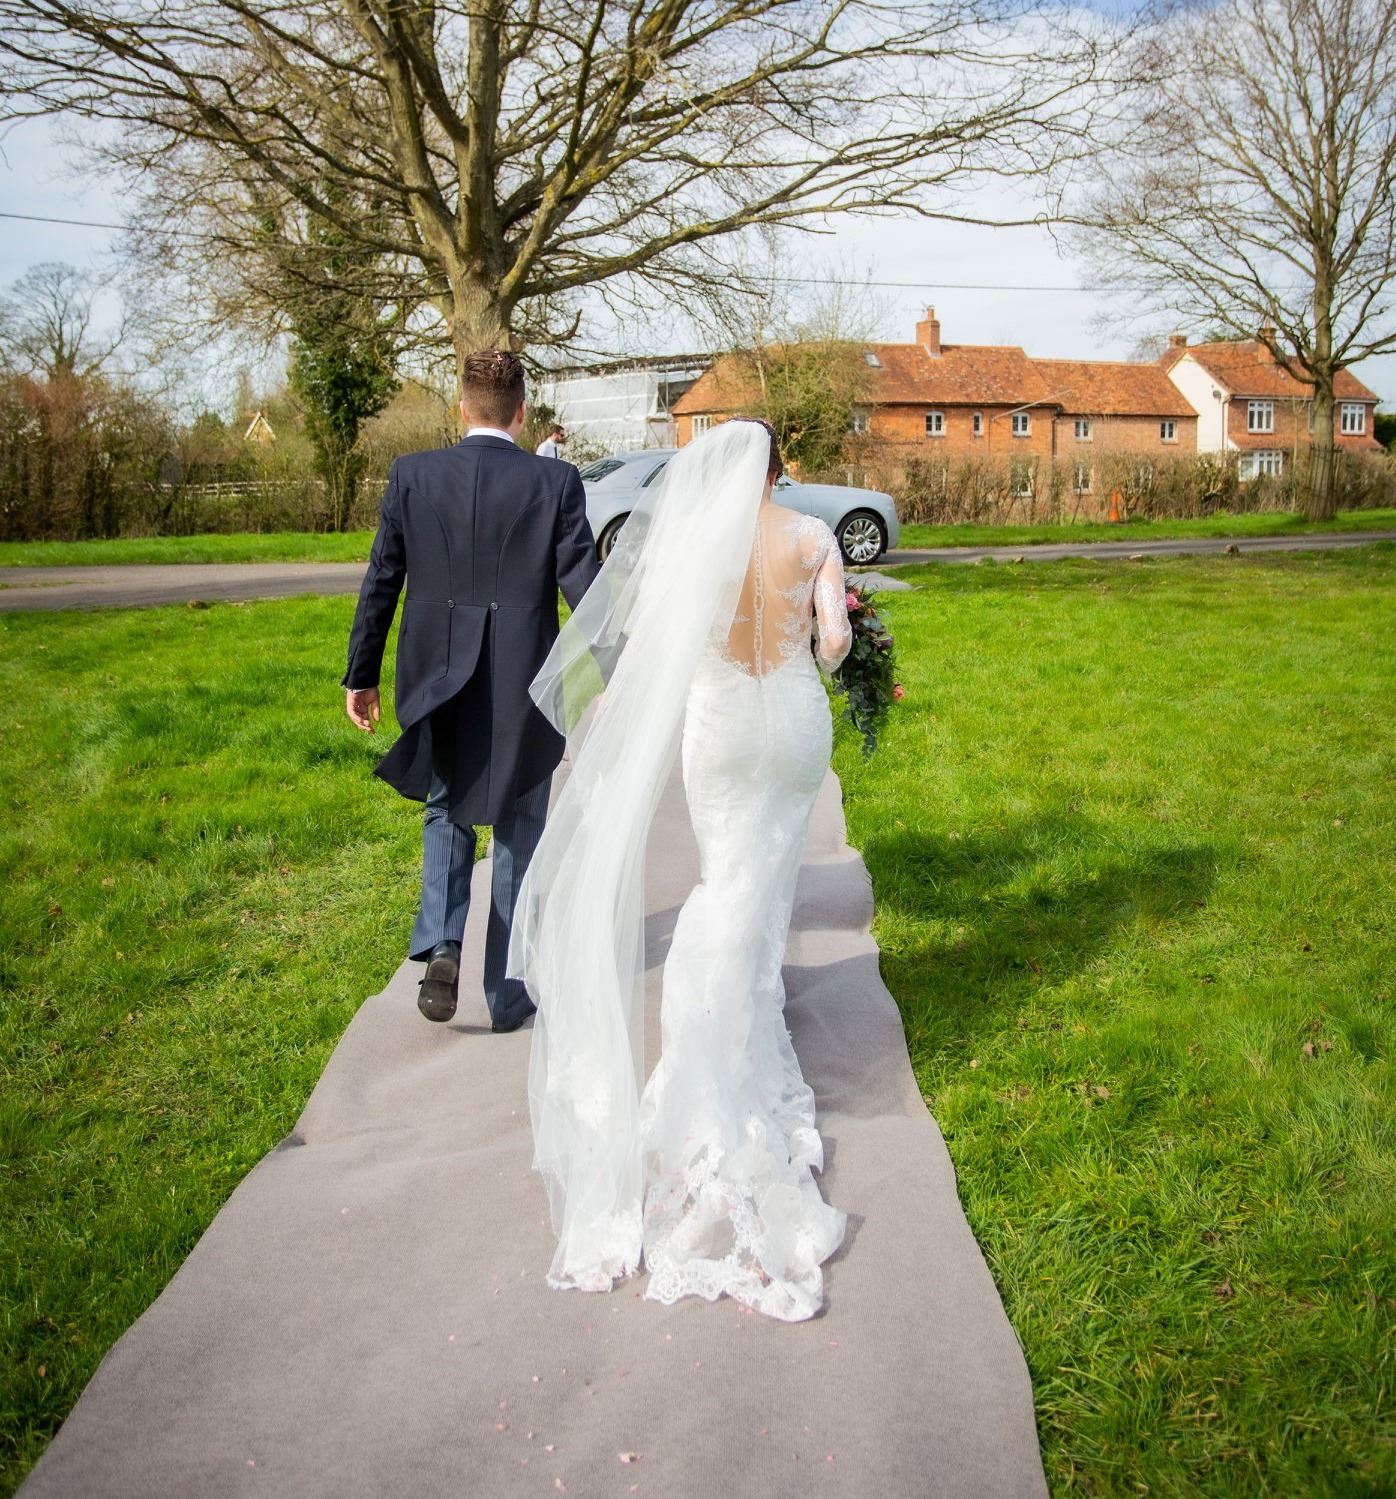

{"left": 3, "top": 114, "right": 1392, "bottom": 411}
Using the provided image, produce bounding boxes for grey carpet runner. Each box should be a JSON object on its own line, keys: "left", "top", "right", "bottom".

{"left": 20, "top": 769, "right": 1048, "bottom": 1498}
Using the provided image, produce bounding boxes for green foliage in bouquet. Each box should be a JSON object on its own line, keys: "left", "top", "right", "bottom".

{"left": 830, "top": 583, "right": 901, "bottom": 756}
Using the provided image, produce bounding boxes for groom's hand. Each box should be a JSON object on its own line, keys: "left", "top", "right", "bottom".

{"left": 346, "top": 686, "right": 381, "bottom": 733}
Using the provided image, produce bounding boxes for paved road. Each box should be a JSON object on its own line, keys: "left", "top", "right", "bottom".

{"left": 0, "top": 561, "right": 370, "bottom": 612}
{"left": 880, "top": 529, "right": 1396, "bottom": 567}
{"left": 1, "top": 531, "right": 1392, "bottom": 611}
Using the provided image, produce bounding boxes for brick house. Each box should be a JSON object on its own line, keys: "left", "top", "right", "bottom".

{"left": 1160, "top": 331, "right": 1383, "bottom": 478}
{"left": 672, "top": 309, "right": 1197, "bottom": 498}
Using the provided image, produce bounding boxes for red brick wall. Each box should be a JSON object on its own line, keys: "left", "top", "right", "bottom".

{"left": 1224, "top": 396, "right": 1378, "bottom": 453}
{"left": 870, "top": 403, "right": 1055, "bottom": 459}
{"left": 1052, "top": 414, "right": 1198, "bottom": 455}
{"left": 680, "top": 404, "right": 1203, "bottom": 459}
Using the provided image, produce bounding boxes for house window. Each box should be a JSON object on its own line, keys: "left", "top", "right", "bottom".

{"left": 863, "top": 350, "right": 882, "bottom": 367}
{"left": 1074, "top": 418, "right": 1092, "bottom": 441}
{"left": 1011, "top": 411, "right": 1031, "bottom": 437}
{"left": 1160, "top": 419, "right": 1177, "bottom": 443}
{"left": 972, "top": 411, "right": 983, "bottom": 437}
{"left": 1242, "top": 450, "right": 1283, "bottom": 478}
{"left": 925, "top": 410, "right": 945, "bottom": 437}
{"left": 1012, "top": 460, "right": 1035, "bottom": 497}
{"left": 848, "top": 409, "right": 870, "bottom": 435}
{"left": 1340, "top": 403, "right": 1366, "bottom": 434}
{"left": 1073, "top": 463, "right": 1092, "bottom": 493}
{"left": 1247, "top": 400, "right": 1274, "bottom": 433}
{"left": 691, "top": 415, "right": 713, "bottom": 435}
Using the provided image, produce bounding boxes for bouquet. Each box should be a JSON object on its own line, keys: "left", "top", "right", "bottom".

{"left": 829, "top": 583, "right": 902, "bottom": 757}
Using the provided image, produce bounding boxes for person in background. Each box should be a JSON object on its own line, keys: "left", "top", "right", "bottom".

{"left": 535, "top": 422, "right": 566, "bottom": 459}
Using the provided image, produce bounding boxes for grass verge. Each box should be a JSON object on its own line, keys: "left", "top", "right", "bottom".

{"left": 895, "top": 507, "right": 1396, "bottom": 551}
{"left": 0, "top": 532, "right": 377, "bottom": 567}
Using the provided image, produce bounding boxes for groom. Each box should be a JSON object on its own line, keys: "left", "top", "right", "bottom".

{"left": 342, "top": 350, "right": 600, "bottom": 1030}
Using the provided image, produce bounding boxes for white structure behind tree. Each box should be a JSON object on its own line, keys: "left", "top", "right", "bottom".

{"left": 533, "top": 356, "right": 709, "bottom": 453}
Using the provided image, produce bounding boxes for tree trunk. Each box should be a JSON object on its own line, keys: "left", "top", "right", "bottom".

{"left": 446, "top": 275, "right": 514, "bottom": 396}
{"left": 1307, "top": 378, "right": 1336, "bottom": 521}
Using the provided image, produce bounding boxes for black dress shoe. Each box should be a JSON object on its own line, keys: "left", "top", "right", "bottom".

{"left": 490, "top": 1003, "right": 537, "bottom": 1034}
{"left": 417, "top": 940, "right": 461, "bottom": 1022}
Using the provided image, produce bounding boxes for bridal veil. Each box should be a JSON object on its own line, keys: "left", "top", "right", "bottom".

{"left": 506, "top": 419, "right": 772, "bottom": 1291}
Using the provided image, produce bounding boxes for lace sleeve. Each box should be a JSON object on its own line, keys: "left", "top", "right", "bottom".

{"left": 813, "top": 530, "right": 852, "bottom": 674}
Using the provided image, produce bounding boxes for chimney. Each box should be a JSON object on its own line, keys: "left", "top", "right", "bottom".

{"left": 1168, "top": 333, "right": 1188, "bottom": 348}
{"left": 916, "top": 305, "right": 942, "bottom": 358}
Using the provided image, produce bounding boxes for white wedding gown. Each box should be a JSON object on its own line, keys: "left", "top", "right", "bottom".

{"left": 636, "top": 503, "right": 854, "bottom": 1321}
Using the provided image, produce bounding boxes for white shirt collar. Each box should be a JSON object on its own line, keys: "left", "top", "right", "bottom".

{"left": 465, "top": 426, "right": 517, "bottom": 444}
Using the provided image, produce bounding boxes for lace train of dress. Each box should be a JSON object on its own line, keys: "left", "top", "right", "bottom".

{"left": 636, "top": 508, "right": 853, "bottom": 1321}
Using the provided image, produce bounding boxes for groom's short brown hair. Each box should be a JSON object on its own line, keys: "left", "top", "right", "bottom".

{"left": 461, "top": 349, "right": 526, "bottom": 427}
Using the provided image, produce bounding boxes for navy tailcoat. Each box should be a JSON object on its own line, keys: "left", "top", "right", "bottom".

{"left": 341, "top": 434, "right": 600, "bottom": 827}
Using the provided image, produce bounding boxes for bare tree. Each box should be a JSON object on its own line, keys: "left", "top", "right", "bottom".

{"left": 2, "top": 0, "right": 1115, "bottom": 385}
{"left": 0, "top": 261, "right": 124, "bottom": 379}
{"left": 1068, "top": 0, "right": 1396, "bottom": 519}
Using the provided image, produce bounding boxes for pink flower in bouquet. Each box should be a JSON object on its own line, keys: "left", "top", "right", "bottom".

{"left": 845, "top": 590, "right": 861, "bottom": 610}
{"left": 892, "top": 683, "right": 905, "bottom": 702}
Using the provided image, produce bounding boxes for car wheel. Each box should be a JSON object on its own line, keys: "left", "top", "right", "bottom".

{"left": 597, "top": 513, "right": 631, "bottom": 562}
{"left": 837, "top": 510, "right": 887, "bottom": 566}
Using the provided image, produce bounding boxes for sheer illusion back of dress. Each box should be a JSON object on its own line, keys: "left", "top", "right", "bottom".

{"left": 717, "top": 504, "right": 855, "bottom": 677}
{"left": 636, "top": 501, "right": 853, "bottom": 1320}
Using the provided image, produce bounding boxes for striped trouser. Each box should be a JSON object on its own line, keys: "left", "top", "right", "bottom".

{"left": 408, "top": 771, "right": 552, "bottom": 1028}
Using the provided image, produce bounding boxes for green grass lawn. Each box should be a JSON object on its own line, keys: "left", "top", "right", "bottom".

{"left": 895, "top": 506, "right": 1396, "bottom": 551}
{"left": 0, "top": 532, "right": 378, "bottom": 567}
{"left": 833, "top": 545, "right": 1395, "bottom": 1495}
{"left": 1, "top": 506, "right": 1394, "bottom": 567}
{"left": 3, "top": 550, "right": 1394, "bottom": 1494}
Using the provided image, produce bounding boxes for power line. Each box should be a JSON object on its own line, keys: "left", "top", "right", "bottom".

{"left": 0, "top": 209, "right": 1093, "bottom": 293}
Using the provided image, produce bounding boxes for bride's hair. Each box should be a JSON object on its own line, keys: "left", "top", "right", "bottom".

{"left": 730, "top": 415, "right": 783, "bottom": 483}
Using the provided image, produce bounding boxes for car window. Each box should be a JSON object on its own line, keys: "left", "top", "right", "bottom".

{"left": 578, "top": 458, "right": 626, "bottom": 483}
{"left": 640, "top": 460, "right": 669, "bottom": 488}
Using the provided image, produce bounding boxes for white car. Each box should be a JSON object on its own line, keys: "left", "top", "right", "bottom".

{"left": 577, "top": 449, "right": 900, "bottom": 565}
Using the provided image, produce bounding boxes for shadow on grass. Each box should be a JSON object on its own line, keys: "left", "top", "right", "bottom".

{"left": 856, "top": 813, "right": 1220, "bottom": 1060}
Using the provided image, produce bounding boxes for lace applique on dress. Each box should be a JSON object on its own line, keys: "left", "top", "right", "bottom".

{"left": 709, "top": 508, "right": 846, "bottom": 677}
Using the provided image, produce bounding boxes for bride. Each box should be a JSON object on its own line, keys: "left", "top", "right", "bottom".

{"left": 507, "top": 417, "right": 853, "bottom": 1322}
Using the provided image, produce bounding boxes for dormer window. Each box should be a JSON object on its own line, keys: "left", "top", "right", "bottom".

{"left": 925, "top": 410, "right": 945, "bottom": 437}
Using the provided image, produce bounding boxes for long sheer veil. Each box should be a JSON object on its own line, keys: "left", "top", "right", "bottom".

{"left": 506, "top": 419, "right": 771, "bottom": 1292}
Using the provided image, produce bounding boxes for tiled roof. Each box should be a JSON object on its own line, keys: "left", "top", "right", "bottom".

{"left": 1161, "top": 340, "right": 1380, "bottom": 402}
{"left": 671, "top": 357, "right": 761, "bottom": 416}
{"left": 862, "top": 342, "right": 1054, "bottom": 407}
{"left": 673, "top": 341, "right": 1057, "bottom": 415}
{"left": 1030, "top": 358, "right": 1196, "bottom": 418}
{"left": 676, "top": 342, "right": 1206, "bottom": 419}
